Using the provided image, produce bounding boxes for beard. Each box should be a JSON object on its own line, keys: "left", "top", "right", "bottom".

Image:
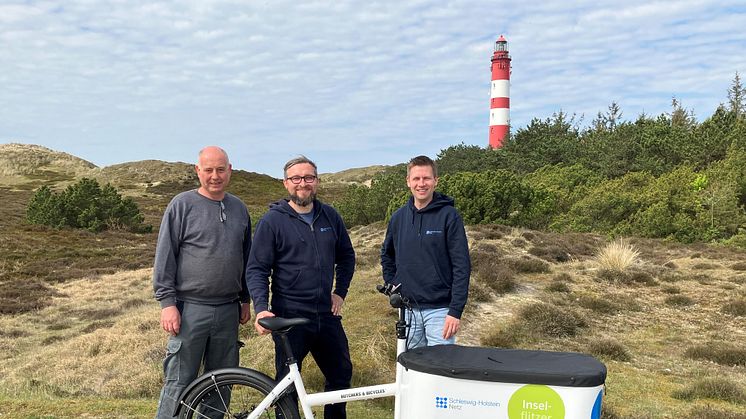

{"left": 289, "top": 189, "right": 316, "bottom": 207}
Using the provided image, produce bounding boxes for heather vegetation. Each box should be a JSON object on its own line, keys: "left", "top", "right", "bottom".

{"left": 1, "top": 76, "right": 746, "bottom": 418}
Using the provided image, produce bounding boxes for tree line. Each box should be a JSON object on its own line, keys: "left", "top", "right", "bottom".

{"left": 335, "top": 73, "right": 746, "bottom": 247}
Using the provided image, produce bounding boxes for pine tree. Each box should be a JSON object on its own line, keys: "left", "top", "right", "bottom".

{"left": 727, "top": 72, "right": 745, "bottom": 119}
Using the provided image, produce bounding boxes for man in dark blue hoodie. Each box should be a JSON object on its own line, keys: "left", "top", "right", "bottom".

{"left": 247, "top": 156, "right": 355, "bottom": 419}
{"left": 381, "top": 155, "right": 471, "bottom": 349}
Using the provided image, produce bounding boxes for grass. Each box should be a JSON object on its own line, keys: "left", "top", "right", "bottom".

{"left": 665, "top": 295, "right": 695, "bottom": 307}
{"left": 3, "top": 170, "right": 746, "bottom": 417}
{"left": 672, "top": 377, "right": 746, "bottom": 404}
{"left": 596, "top": 239, "right": 640, "bottom": 272}
{"left": 587, "top": 338, "right": 631, "bottom": 362}
{"left": 685, "top": 344, "right": 746, "bottom": 366}
{"left": 481, "top": 302, "right": 587, "bottom": 348}
{"left": 722, "top": 299, "right": 746, "bottom": 316}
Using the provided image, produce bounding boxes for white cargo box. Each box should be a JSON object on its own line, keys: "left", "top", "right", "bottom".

{"left": 397, "top": 345, "right": 605, "bottom": 419}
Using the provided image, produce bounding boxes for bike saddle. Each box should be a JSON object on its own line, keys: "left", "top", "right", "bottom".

{"left": 258, "top": 317, "right": 311, "bottom": 332}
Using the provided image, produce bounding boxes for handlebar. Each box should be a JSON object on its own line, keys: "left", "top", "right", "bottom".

{"left": 377, "top": 283, "right": 408, "bottom": 309}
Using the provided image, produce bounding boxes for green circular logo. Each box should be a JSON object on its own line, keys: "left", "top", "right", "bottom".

{"left": 507, "top": 384, "right": 565, "bottom": 419}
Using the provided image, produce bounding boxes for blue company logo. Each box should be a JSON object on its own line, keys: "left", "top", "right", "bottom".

{"left": 425, "top": 230, "right": 443, "bottom": 235}
{"left": 319, "top": 227, "right": 332, "bottom": 232}
{"left": 435, "top": 396, "right": 448, "bottom": 409}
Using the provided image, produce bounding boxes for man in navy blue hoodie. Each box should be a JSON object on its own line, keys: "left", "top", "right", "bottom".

{"left": 381, "top": 155, "right": 470, "bottom": 349}
{"left": 247, "top": 156, "right": 355, "bottom": 419}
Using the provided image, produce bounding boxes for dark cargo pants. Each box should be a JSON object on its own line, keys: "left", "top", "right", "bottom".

{"left": 155, "top": 301, "right": 240, "bottom": 418}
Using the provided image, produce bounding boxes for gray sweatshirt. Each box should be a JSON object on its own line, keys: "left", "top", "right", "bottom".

{"left": 153, "top": 190, "right": 251, "bottom": 308}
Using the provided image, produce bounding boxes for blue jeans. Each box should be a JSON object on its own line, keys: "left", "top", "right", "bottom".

{"left": 406, "top": 307, "right": 455, "bottom": 349}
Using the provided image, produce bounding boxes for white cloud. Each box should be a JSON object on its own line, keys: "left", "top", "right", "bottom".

{"left": 0, "top": 0, "right": 745, "bottom": 175}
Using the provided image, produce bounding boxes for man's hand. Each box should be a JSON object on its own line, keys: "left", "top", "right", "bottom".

{"left": 254, "top": 310, "right": 275, "bottom": 335}
{"left": 331, "top": 293, "right": 344, "bottom": 316}
{"left": 161, "top": 306, "right": 181, "bottom": 336}
{"left": 239, "top": 302, "right": 251, "bottom": 325}
{"left": 442, "top": 315, "right": 460, "bottom": 340}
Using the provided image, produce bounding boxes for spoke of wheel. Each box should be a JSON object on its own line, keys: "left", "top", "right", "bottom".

{"left": 178, "top": 400, "right": 213, "bottom": 419}
{"left": 211, "top": 375, "right": 232, "bottom": 416}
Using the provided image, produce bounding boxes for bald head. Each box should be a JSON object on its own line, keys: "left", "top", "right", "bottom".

{"left": 198, "top": 146, "right": 230, "bottom": 165}
{"left": 195, "top": 146, "right": 232, "bottom": 200}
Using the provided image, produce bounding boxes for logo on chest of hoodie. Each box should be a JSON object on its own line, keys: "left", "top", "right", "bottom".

{"left": 319, "top": 227, "right": 333, "bottom": 232}
{"left": 425, "top": 230, "right": 443, "bottom": 235}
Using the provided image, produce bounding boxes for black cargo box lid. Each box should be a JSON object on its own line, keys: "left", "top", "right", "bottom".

{"left": 398, "top": 345, "right": 606, "bottom": 387}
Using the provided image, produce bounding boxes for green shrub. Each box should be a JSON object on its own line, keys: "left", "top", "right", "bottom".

{"left": 26, "top": 179, "right": 151, "bottom": 233}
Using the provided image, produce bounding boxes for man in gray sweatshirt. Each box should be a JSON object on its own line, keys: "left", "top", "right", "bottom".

{"left": 153, "top": 146, "right": 251, "bottom": 418}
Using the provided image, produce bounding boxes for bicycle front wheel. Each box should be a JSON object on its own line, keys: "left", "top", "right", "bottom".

{"left": 179, "top": 370, "right": 300, "bottom": 419}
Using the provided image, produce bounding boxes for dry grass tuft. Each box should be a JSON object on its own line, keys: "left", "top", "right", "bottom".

{"left": 684, "top": 344, "right": 746, "bottom": 366}
{"left": 587, "top": 338, "right": 631, "bottom": 362}
{"left": 672, "top": 377, "right": 746, "bottom": 404}
{"left": 596, "top": 239, "right": 640, "bottom": 272}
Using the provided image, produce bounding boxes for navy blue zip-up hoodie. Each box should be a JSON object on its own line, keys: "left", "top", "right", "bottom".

{"left": 381, "top": 192, "right": 470, "bottom": 318}
{"left": 247, "top": 199, "right": 355, "bottom": 316}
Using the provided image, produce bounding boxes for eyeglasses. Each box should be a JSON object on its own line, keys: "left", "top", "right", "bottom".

{"left": 286, "top": 175, "right": 317, "bottom": 184}
{"left": 219, "top": 201, "right": 227, "bottom": 223}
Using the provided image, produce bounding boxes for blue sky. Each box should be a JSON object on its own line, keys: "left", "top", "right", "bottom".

{"left": 1, "top": 1, "right": 745, "bottom": 177}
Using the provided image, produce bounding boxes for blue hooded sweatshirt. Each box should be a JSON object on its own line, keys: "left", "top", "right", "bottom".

{"left": 246, "top": 199, "right": 355, "bottom": 316}
{"left": 381, "top": 192, "right": 471, "bottom": 318}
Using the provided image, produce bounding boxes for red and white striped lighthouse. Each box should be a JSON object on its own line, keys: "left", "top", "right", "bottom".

{"left": 489, "top": 35, "right": 511, "bottom": 148}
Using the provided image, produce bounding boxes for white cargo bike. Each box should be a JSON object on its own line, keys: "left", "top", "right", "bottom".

{"left": 174, "top": 284, "right": 606, "bottom": 419}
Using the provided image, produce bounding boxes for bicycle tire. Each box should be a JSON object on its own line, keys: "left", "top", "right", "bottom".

{"left": 179, "top": 369, "right": 300, "bottom": 419}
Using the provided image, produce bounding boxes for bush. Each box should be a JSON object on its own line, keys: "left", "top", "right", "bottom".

{"left": 26, "top": 179, "right": 151, "bottom": 233}
{"left": 578, "top": 296, "right": 620, "bottom": 314}
{"left": 685, "top": 344, "right": 746, "bottom": 366}
{"left": 688, "top": 405, "right": 746, "bottom": 418}
{"left": 588, "top": 338, "right": 631, "bottom": 362}
{"left": 546, "top": 280, "right": 571, "bottom": 293}
{"left": 722, "top": 300, "right": 746, "bottom": 316}
{"left": 516, "top": 303, "right": 586, "bottom": 338}
{"left": 665, "top": 295, "right": 695, "bottom": 307}
{"left": 672, "top": 377, "right": 746, "bottom": 403}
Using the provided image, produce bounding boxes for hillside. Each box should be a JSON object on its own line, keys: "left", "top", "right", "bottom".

{"left": 320, "top": 164, "right": 389, "bottom": 185}
{"left": 0, "top": 143, "right": 97, "bottom": 189}
{"left": 0, "top": 144, "right": 745, "bottom": 418}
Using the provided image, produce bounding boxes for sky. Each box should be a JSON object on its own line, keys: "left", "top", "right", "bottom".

{"left": 1, "top": 1, "right": 745, "bottom": 178}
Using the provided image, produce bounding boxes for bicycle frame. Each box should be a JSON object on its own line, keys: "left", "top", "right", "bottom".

{"left": 249, "top": 286, "right": 408, "bottom": 419}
